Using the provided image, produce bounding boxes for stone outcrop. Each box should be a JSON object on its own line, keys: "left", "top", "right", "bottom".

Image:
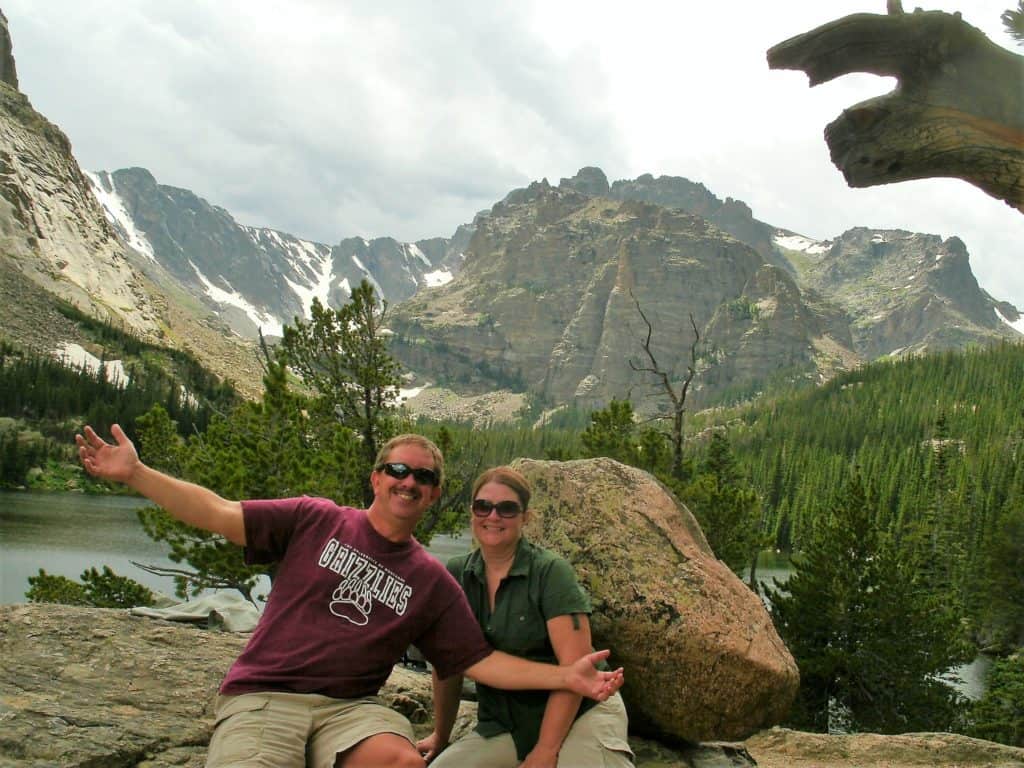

{"left": 0, "top": 603, "right": 753, "bottom": 768}
{"left": 389, "top": 180, "right": 845, "bottom": 411}
{"left": 745, "top": 727, "right": 1024, "bottom": 768}
{"left": 0, "top": 10, "right": 17, "bottom": 90}
{"left": 4, "top": 602, "right": 1022, "bottom": 767}
{"left": 796, "top": 227, "right": 1019, "bottom": 359}
{"left": 512, "top": 457, "right": 800, "bottom": 742}
{"left": 0, "top": 603, "right": 474, "bottom": 768}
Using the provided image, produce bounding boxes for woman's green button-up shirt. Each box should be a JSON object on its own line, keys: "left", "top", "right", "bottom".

{"left": 446, "top": 537, "right": 597, "bottom": 760}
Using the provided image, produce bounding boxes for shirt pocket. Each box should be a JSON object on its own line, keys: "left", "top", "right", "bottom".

{"left": 589, "top": 696, "right": 636, "bottom": 765}
{"left": 493, "top": 610, "right": 549, "bottom": 657}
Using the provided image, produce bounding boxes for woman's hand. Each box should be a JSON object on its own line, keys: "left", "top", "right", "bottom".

{"left": 415, "top": 730, "right": 447, "bottom": 764}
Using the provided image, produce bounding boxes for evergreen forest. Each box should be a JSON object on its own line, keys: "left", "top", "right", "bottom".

{"left": 0, "top": 301, "right": 239, "bottom": 490}
{"left": 5, "top": 287, "right": 1023, "bottom": 747}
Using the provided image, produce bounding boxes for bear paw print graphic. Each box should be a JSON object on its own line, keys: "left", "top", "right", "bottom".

{"left": 330, "top": 574, "right": 373, "bottom": 625}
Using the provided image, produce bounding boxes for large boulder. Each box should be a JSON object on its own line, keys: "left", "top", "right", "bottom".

{"left": 514, "top": 457, "right": 800, "bottom": 742}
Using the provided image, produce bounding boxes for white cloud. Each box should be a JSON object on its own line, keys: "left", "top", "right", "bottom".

{"left": 6, "top": 0, "right": 1022, "bottom": 308}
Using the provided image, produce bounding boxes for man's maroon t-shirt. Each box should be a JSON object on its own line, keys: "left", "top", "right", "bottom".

{"left": 219, "top": 497, "right": 492, "bottom": 699}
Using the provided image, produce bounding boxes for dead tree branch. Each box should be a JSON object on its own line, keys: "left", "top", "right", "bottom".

{"left": 768, "top": 9, "right": 1024, "bottom": 212}
{"left": 628, "top": 292, "right": 700, "bottom": 478}
{"left": 130, "top": 560, "right": 260, "bottom": 607}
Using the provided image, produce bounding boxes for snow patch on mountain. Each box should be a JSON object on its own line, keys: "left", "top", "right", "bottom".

{"left": 189, "top": 259, "right": 283, "bottom": 336}
{"left": 283, "top": 245, "right": 334, "bottom": 318}
{"left": 398, "top": 384, "right": 428, "bottom": 401}
{"left": 773, "top": 232, "right": 828, "bottom": 255}
{"left": 995, "top": 306, "right": 1024, "bottom": 335}
{"left": 85, "top": 172, "right": 155, "bottom": 260}
{"left": 54, "top": 342, "right": 128, "bottom": 387}
{"left": 423, "top": 268, "right": 454, "bottom": 287}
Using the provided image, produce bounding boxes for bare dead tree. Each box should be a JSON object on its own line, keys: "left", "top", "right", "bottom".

{"left": 628, "top": 291, "right": 700, "bottom": 479}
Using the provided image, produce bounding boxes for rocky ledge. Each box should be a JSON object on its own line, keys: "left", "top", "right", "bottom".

{"left": 3, "top": 604, "right": 1023, "bottom": 768}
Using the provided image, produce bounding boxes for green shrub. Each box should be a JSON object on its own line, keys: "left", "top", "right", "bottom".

{"left": 26, "top": 566, "right": 156, "bottom": 608}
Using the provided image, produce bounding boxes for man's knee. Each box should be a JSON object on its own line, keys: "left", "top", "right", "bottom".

{"left": 385, "top": 748, "right": 425, "bottom": 768}
{"left": 334, "top": 733, "right": 424, "bottom": 768}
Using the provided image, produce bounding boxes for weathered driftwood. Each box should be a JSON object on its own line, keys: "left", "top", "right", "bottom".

{"left": 767, "top": 8, "right": 1024, "bottom": 213}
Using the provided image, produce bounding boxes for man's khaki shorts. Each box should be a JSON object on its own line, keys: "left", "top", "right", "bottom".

{"left": 206, "top": 691, "right": 415, "bottom": 768}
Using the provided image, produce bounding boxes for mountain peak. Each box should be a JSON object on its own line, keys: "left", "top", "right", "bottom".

{"left": 0, "top": 11, "right": 18, "bottom": 90}
{"left": 559, "top": 166, "right": 610, "bottom": 197}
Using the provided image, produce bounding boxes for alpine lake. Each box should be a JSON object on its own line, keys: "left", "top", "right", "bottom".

{"left": 0, "top": 490, "right": 989, "bottom": 699}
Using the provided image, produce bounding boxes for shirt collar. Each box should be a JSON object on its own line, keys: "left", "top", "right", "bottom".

{"left": 466, "top": 537, "right": 531, "bottom": 581}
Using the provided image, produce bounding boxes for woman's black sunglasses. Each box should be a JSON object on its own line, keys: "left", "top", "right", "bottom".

{"left": 376, "top": 462, "right": 440, "bottom": 487}
{"left": 471, "top": 499, "right": 523, "bottom": 518}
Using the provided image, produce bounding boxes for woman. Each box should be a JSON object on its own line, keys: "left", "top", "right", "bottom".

{"left": 417, "top": 466, "right": 634, "bottom": 768}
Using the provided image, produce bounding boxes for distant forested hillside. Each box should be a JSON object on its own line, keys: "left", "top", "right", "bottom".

{"left": 713, "top": 341, "right": 1024, "bottom": 645}
{"left": 0, "top": 301, "right": 239, "bottom": 488}
{"left": 724, "top": 342, "right": 1024, "bottom": 550}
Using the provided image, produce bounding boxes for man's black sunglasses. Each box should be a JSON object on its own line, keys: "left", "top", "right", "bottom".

{"left": 471, "top": 498, "right": 523, "bottom": 518}
{"left": 376, "top": 462, "right": 440, "bottom": 487}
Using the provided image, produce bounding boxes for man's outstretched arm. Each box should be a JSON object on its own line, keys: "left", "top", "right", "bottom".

{"left": 464, "top": 648, "right": 623, "bottom": 702}
{"left": 77, "top": 424, "right": 246, "bottom": 546}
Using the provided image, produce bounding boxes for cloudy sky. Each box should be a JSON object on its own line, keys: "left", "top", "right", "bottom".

{"left": 7, "top": 1, "right": 1023, "bottom": 308}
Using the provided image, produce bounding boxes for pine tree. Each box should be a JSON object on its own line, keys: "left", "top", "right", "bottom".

{"left": 681, "top": 432, "right": 764, "bottom": 578}
{"left": 968, "top": 653, "right": 1024, "bottom": 746}
{"left": 580, "top": 399, "right": 642, "bottom": 467}
{"left": 981, "top": 503, "right": 1024, "bottom": 646}
{"left": 767, "top": 470, "right": 970, "bottom": 733}
{"left": 279, "top": 281, "right": 401, "bottom": 504}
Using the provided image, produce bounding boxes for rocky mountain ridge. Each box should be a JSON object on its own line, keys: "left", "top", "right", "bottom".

{"left": 88, "top": 166, "right": 472, "bottom": 340}
{"left": 388, "top": 169, "right": 1019, "bottom": 412}
{"left": 388, "top": 179, "right": 842, "bottom": 411}
{"left": 0, "top": 13, "right": 1018, "bottom": 411}
{"left": 786, "top": 227, "right": 1021, "bottom": 359}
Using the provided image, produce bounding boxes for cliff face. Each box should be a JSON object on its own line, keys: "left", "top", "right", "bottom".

{"left": 701, "top": 264, "right": 859, "bottom": 398}
{"left": 0, "top": 10, "right": 18, "bottom": 90}
{"left": 0, "top": 85, "right": 163, "bottom": 338}
{"left": 389, "top": 179, "right": 854, "bottom": 410}
{"left": 792, "top": 228, "right": 1019, "bottom": 360}
{"left": 0, "top": 74, "right": 264, "bottom": 395}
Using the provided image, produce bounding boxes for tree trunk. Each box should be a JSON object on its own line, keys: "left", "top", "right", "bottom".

{"left": 767, "top": 10, "right": 1024, "bottom": 213}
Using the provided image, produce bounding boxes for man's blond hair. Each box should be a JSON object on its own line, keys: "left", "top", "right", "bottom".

{"left": 374, "top": 434, "right": 444, "bottom": 487}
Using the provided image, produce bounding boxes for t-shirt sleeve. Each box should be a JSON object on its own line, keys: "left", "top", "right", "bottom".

{"left": 415, "top": 578, "right": 492, "bottom": 679}
{"left": 240, "top": 497, "right": 308, "bottom": 564}
{"left": 539, "top": 556, "right": 592, "bottom": 621}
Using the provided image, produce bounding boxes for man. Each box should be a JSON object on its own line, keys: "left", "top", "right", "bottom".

{"left": 76, "top": 425, "right": 623, "bottom": 768}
